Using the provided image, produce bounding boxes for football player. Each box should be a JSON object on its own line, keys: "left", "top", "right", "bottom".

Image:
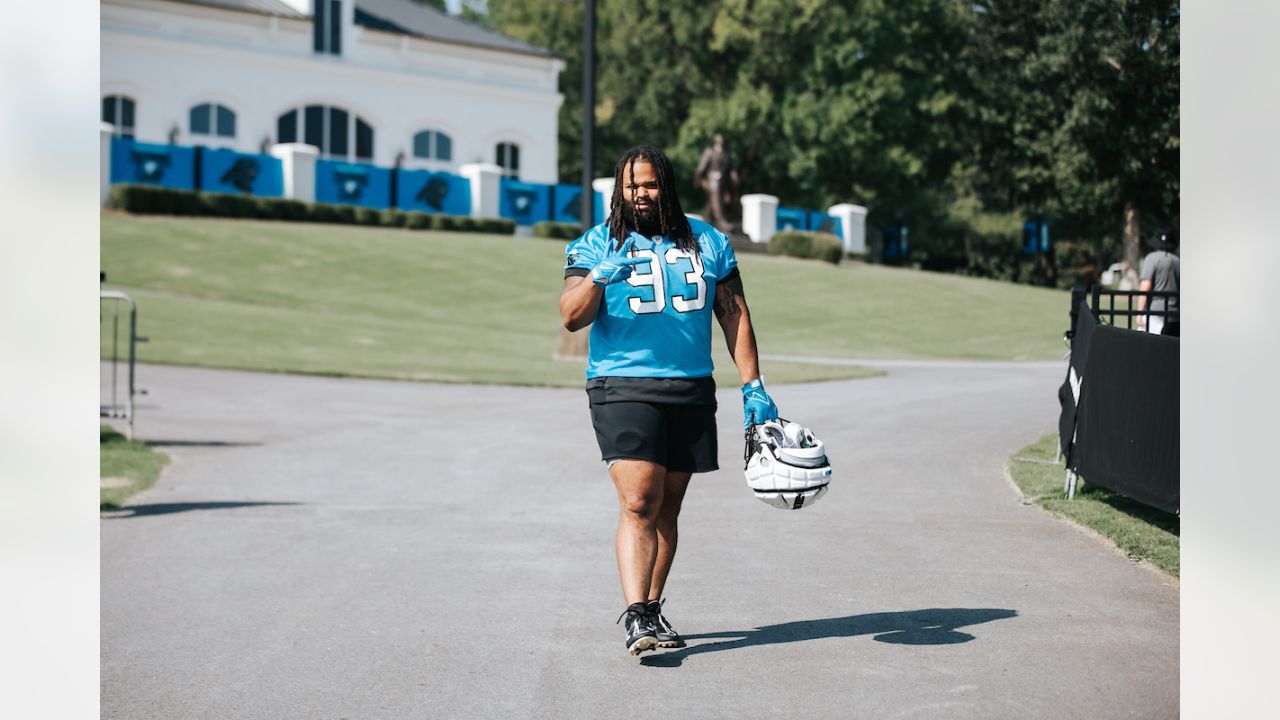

{"left": 560, "top": 145, "right": 779, "bottom": 656}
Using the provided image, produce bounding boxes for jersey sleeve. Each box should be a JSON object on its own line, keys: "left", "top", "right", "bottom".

{"left": 564, "top": 227, "right": 605, "bottom": 278}
{"left": 711, "top": 227, "right": 739, "bottom": 280}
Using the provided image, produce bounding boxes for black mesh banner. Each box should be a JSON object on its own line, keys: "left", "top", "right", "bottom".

{"left": 1058, "top": 305, "right": 1097, "bottom": 461}
{"left": 1073, "top": 325, "right": 1180, "bottom": 514}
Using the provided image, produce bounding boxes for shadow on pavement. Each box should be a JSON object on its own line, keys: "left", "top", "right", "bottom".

{"left": 101, "top": 501, "right": 300, "bottom": 518}
{"left": 143, "top": 439, "right": 263, "bottom": 448}
{"left": 641, "top": 607, "right": 1018, "bottom": 668}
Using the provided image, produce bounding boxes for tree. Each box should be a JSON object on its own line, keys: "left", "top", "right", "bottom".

{"left": 484, "top": 0, "right": 1178, "bottom": 283}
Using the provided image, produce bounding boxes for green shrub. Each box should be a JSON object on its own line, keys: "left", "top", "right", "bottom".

{"left": 355, "top": 207, "right": 382, "bottom": 226}
{"left": 202, "top": 192, "right": 258, "bottom": 219}
{"left": 253, "top": 197, "right": 283, "bottom": 220}
{"left": 381, "top": 209, "right": 407, "bottom": 228}
{"left": 810, "top": 233, "right": 843, "bottom": 264}
{"left": 431, "top": 214, "right": 459, "bottom": 231}
{"left": 476, "top": 217, "right": 515, "bottom": 235}
{"left": 331, "top": 205, "right": 357, "bottom": 225}
{"left": 769, "top": 231, "right": 812, "bottom": 259}
{"left": 107, "top": 184, "right": 202, "bottom": 216}
{"left": 533, "top": 221, "right": 584, "bottom": 240}
{"left": 769, "top": 231, "right": 843, "bottom": 265}
{"left": 262, "top": 198, "right": 309, "bottom": 222}
{"left": 405, "top": 211, "right": 431, "bottom": 230}
{"left": 309, "top": 203, "right": 339, "bottom": 224}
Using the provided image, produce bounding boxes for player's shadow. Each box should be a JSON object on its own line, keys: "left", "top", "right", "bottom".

{"left": 100, "top": 501, "right": 300, "bottom": 518}
{"left": 640, "top": 607, "right": 1017, "bottom": 668}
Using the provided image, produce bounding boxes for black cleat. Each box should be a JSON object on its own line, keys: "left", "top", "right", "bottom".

{"left": 617, "top": 602, "right": 657, "bottom": 656}
{"left": 647, "top": 599, "right": 685, "bottom": 648}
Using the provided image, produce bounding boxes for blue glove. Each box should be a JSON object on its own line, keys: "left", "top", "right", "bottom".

{"left": 741, "top": 378, "right": 779, "bottom": 428}
{"left": 590, "top": 239, "right": 646, "bottom": 286}
{"left": 591, "top": 256, "right": 646, "bottom": 286}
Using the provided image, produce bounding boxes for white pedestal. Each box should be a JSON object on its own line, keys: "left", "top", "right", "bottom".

{"left": 591, "top": 177, "right": 616, "bottom": 224}
{"left": 742, "top": 194, "right": 779, "bottom": 244}
{"left": 460, "top": 163, "right": 504, "bottom": 218}
{"left": 828, "top": 203, "right": 868, "bottom": 254}
{"left": 270, "top": 143, "right": 320, "bottom": 202}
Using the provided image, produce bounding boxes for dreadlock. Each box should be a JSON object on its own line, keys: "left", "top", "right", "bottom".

{"left": 606, "top": 145, "right": 696, "bottom": 253}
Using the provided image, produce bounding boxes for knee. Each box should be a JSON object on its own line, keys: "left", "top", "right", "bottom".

{"left": 620, "top": 492, "right": 662, "bottom": 522}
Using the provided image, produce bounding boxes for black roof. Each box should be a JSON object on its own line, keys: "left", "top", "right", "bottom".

{"left": 354, "top": 0, "right": 556, "bottom": 59}
{"left": 159, "top": 0, "right": 556, "bottom": 60}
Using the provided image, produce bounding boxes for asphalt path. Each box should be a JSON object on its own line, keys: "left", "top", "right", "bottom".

{"left": 101, "top": 361, "right": 1178, "bottom": 719}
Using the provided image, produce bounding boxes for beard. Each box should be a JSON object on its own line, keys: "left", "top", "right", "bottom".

{"left": 625, "top": 201, "right": 662, "bottom": 237}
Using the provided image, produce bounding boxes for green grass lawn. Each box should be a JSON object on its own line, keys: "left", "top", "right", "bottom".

{"left": 100, "top": 214, "right": 1070, "bottom": 386}
{"left": 100, "top": 425, "right": 169, "bottom": 511}
{"left": 1008, "top": 434, "right": 1179, "bottom": 577}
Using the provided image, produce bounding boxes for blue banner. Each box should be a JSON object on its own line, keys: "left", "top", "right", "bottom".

{"left": 110, "top": 138, "right": 196, "bottom": 189}
{"left": 1023, "top": 220, "right": 1051, "bottom": 254}
{"left": 200, "top": 148, "right": 283, "bottom": 197}
{"left": 776, "top": 207, "right": 808, "bottom": 232}
{"left": 550, "top": 184, "right": 588, "bottom": 225}
{"left": 499, "top": 178, "right": 552, "bottom": 225}
{"left": 397, "top": 170, "right": 471, "bottom": 215}
{"left": 882, "top": 224, "right": 909, "bottom": 258}
{"left": 809, "top": 211, "right": 842, "bottom": 238}
{"left": 315, "top": 160, "right": 391, "bottom": 208}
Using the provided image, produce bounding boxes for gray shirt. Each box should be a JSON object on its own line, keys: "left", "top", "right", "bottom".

{"left": 1140, "top": 250, "right": 1179, "bottom": 313}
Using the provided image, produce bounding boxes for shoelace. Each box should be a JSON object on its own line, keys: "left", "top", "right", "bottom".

{"left": 616, "top": 603, "right": 651, "bottom": 634}
{"left": 649, "top": 599, "right": 676, "bottom": 634}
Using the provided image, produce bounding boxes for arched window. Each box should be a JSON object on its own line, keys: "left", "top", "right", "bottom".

{"left": 413, "top": 130, "right": 452, "bottom": 161}
{"left": 102, "top": 95, "right": 135, "bottom": 139}
{"left": 495, "top": 142, "right": 520, "bottom": 179}
{"left": 190, "top": 102, "right": 236, "bottom": 139}
{"left": 277, "top": 105, "right": 373, "bottom": 161}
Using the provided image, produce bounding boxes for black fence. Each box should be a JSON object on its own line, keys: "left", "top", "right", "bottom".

{"left": 1067, "top": 285, "right": 1179, "bottom": 340}
{"left": 1058, "top": 289, "right": 1179, "bottom": 515}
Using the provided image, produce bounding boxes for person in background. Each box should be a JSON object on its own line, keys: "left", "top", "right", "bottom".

{"left": 1137, "top": 228, "right": 1179, "bottom": 336}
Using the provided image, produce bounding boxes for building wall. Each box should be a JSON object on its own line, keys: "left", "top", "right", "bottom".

{"left": 101, "top": 0, "right": 564, "bottom": 183}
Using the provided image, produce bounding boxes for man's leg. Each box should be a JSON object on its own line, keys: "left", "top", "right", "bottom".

{"left": 649, "top": 470, "right": 692, "bottom": 602}
{"left": 609, "top": 459, "right": 667, "bottom": 605}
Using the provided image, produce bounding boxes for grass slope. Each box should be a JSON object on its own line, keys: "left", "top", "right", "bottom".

{"left": 101, "top": 425, "right": 169, "bottom": 511}
{"left": 1008, "top": 434, "right": 1179, "bottom": 577}
{"left": 101, "top": 214, "right": 1068, "bottom": 386}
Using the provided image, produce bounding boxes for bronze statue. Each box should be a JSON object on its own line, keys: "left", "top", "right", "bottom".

{"left": 694, "top": 133, "right": 741, "bottom": 233}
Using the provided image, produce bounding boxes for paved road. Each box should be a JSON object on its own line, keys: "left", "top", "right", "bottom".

{"left": 101, "top": 362, "right": 1178, "bottom": 719}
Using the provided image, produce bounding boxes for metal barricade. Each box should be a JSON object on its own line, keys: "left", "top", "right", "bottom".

{"left": 101, "top": 290, "right": 147, "bottom": 439}
{"left": 1066, "top": 285, "right": 1179, "bottom": 345}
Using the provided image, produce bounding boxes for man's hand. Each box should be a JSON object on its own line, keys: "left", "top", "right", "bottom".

{"left": 590, "top": 239, "right": 646, "bottom": 286}
{"left": 741, "top": 378, "right": 779, "bottom": 428}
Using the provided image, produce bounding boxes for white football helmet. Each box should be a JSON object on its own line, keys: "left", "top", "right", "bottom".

{"left": 743, "top": 419, "right": 832, "bottom": 510}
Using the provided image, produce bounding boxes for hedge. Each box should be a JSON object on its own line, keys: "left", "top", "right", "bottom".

{"left": 533, "top": 221, "right": 584, "bottom": 240}
{"left": 105, "top": 184, "right": 516, "bottom": 235}
{"left": 768, "top": 231, "right": 844, "bottom": 264}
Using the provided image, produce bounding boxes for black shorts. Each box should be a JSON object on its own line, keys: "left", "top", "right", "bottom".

{"left": 586, "top": 377, "right": 719, "bottom": 474}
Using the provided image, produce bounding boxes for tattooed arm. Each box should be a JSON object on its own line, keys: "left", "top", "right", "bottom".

{"left": 713, "top": 269, "right": 762, "bottom": 384}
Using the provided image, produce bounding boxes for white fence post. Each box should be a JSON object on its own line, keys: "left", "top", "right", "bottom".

{"left": 270, "top": 143, "right": 320, "bottom": 202}
{"left": 460, "top": 163, "right": 504, "bottom": 218}
{"left": 828, "top": 203, "right": 868, "bottom": 254}
{"left": 101, "top": 123, "right": 114, "bottom": 206}
{"left": 741, "top": 194, "right": 779, "bottom": 244}
{"left": 591, "top": 177, "right": 616, "bottom": 225}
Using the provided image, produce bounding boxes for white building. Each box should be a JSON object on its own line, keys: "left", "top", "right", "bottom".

{"left": 101, "top": 0, "right": 565, "bottom": 184}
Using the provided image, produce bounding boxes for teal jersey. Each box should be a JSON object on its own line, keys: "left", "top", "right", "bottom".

{"left": 564, "top": 218, "right": 739, "bottom": 379}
